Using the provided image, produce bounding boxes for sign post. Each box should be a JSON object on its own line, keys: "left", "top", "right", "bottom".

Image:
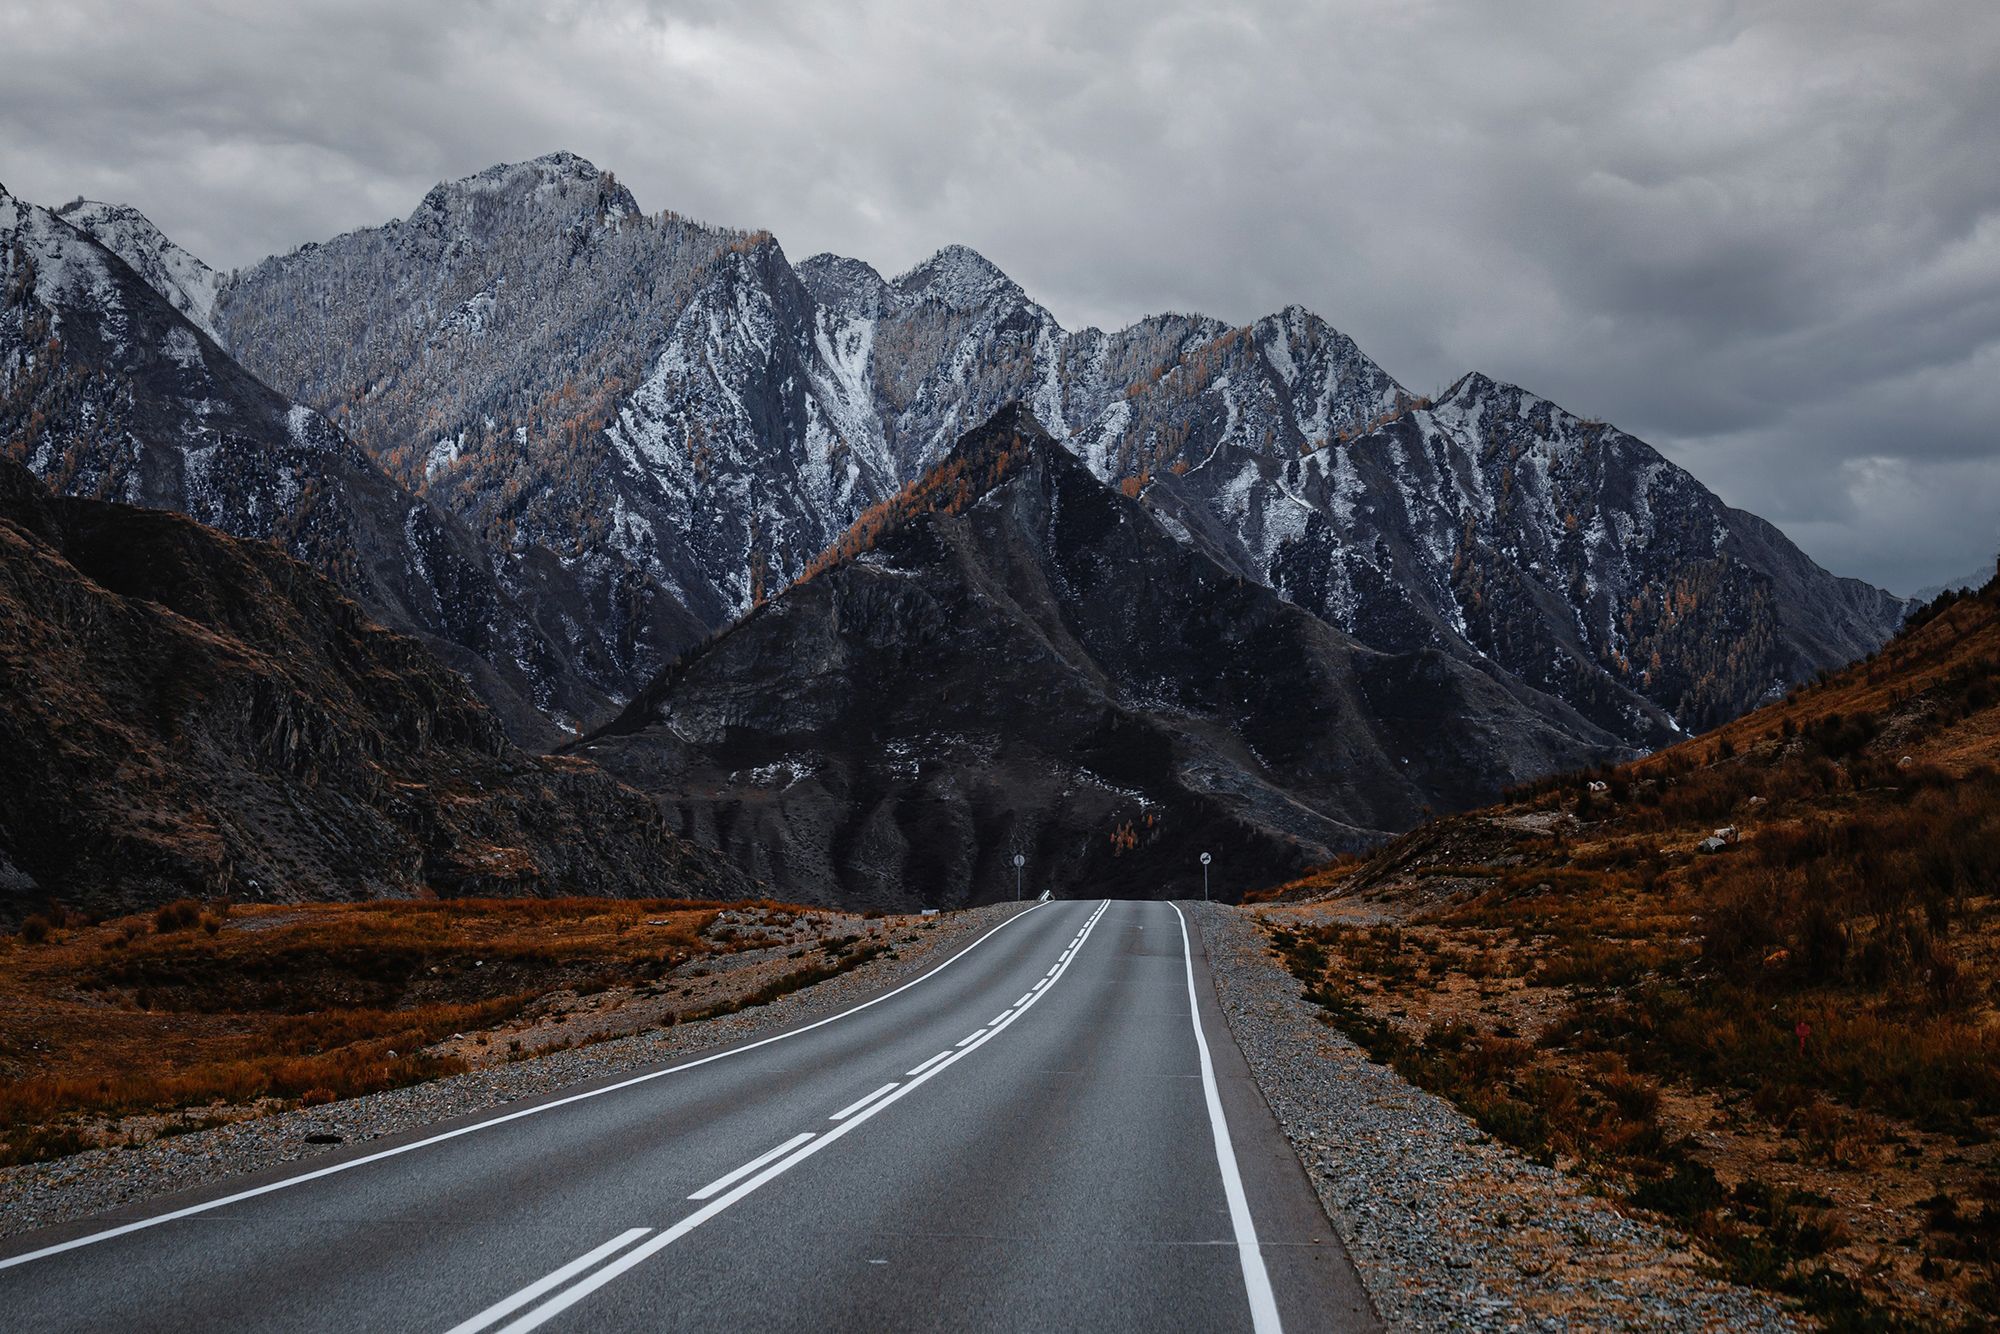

{"left": 1012, "top": 852, "right": 1025, "bottom": 901}
{"left": 1200, "top": 851, "right": 1211, "bottom": 901}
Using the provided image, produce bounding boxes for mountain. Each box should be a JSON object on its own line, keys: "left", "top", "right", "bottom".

{"left": 2, "top": 181, "right": 619, "bottom": 741}
{"left": 0, "top": 455, "right": 745, "bottom": 922}
{"left": 53, "top": 199, "right": 224, "bottom": 341}
{"left": 196, "top": 154, "right": 1905, "bottom": 750}
{"left": 576, "top": 408, "right": 1623, "bottom": 909}
{"left": 1913, "top": 556, "right": 1998, "bottom": 603}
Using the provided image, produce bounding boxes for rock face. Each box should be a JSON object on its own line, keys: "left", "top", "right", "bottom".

{"left": 2, "top": 181, "right": 616, "bottom": 742}
{"left": 0, "top": 456, "right": 745, "bottom": 922}
{"left": 579, "top": 408, "right": 1623, "bottom": 909}
{"left": 196, "top": 154, "right": 1906, "bottom": 749}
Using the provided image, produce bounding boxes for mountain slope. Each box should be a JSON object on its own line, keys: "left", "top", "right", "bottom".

{"left": 0, "top": 456, "right": 744, "bottom": 922}
{"left": 1261, "top": 568, "right": 2000, "bottom": 1327}
{"left": 201, "top": 153, "right": 1903, "bottom": 747}
{"left": 3, "top": 180, "right": 618, "bottom": 741}
{"left": 579, "top": 407, "right": 1623, "bottom": 909}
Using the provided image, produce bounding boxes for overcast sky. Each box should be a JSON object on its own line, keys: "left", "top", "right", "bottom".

{"left": 3, "top": 0, "right": 1996, "bottom": 593}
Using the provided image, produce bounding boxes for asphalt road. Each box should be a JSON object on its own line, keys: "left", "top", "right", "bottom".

{"left": 0, "top": 900, "right": 1378, "bottom": 1332}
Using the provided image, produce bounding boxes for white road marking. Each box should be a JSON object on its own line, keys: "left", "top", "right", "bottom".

{"left": 442, "top": 1229, "right": 651, "bottom": 1334}
{"left": 687, "top": 1133, "right": 816, "bottom": 1201}
{"left": 905, "top": 1049, "right": 953, "bottom": 1078}
{"left": 829, "top": 1081, "right": 900, "bottom": 1121}
{"left": 484, "top": 901, "right": 1114, "bottom": 1333}
{"left": 953, "top": 1029, "right": 987, "bottom": 1048}
{"left": 990, "top": 1012, "right": 1011, "bottom": 1026}
{"left": 0, "top": 903, "right": 1053, "bottom": 1273}
{"left": 1014, "top": 993, "right": 1035, "bottom": 1007}
{"left": 1169, "top": 903, "right": 1283, "bottom": 1334}
{"left": 1031, "top": 978, "right": 1049, "bottom": 993}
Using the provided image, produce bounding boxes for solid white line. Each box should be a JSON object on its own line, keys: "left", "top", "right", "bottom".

{"left": 1014, "top": 993, "right": 1034, "bottom": 1007}
{"left": 905, "top": 1049, "right": 953, "bottom": 1078}
{"left": 1060, "top": 948, "right": 1074, "bottom": 962}
{"left": 0, "top": 902, "right": 1054, "bottom": 1273}
{"left": 687, "top": 1133, "right": 816, "bottom": 1201}
{"left": 442, "top": 1228, "right": 651, "bottom": 1334}
{"left": 1031, "top": 978, "right": 1049, "bottom": 993}
{"left": 990, "top": 1012, "right": 1010, "bottom": 1026}
{"left": 1169, "top": 903, "right": 1283, "bottom": 1334}
{"left": 829, "top": 1081, "right": 900, "bottom": 1121}
{"left": 1045, "top": 965, "right": 1059, "bottom": 977}
{"left": 954, "top": 1029, "right": 987, "bottom": 1048}
{"left": 487, "top": 900, "right": 1115, "bottom": 1333}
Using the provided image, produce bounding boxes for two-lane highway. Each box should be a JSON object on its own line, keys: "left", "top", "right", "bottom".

{"left": 0, "top": 901, "right": 1378, "bottom": 1332}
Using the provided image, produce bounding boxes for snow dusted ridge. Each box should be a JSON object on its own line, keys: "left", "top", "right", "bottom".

{"left": 0, "top": 182, "right": 621, "bottom": 745}
{"left": 55, "top": 156, "right": 1909, "bottom": 748}
{"left": 57, "top": 200, "right": 224, "bottom": 341}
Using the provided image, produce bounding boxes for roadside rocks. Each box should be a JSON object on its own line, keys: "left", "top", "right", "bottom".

{"left": 1192, "top": 903, "right": 1800, "bottom": 1332}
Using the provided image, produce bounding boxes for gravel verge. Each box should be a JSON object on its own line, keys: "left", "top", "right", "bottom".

{"left": 1193, "top": 902, "right": 1803, "bottom": 1332}
{"left": 0, "top": 903, "right": 1027, "bottom": 1241}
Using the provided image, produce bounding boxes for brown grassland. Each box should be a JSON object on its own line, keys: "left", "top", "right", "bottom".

{"left": 0, "top": 896, "right": 916, "bottom": 1169}
{"left": 1258, "top": 572, "right": 2000, "bottom": 1331}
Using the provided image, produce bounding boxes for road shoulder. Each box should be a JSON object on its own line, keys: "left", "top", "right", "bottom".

{"left": 1189, "top": 902, "right": 1801, "bottom": 1331}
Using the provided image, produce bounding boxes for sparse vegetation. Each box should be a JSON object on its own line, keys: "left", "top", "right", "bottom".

{"left": 1260, "top": 570, "right": 2000, "bottom": 1327}
{"left": 0, "top": 895, "right": 896, "bottom": 1169}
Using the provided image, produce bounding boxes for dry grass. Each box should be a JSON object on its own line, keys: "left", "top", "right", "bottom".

{"left": 0, "top": 895, "right": 890, "bottom": 1168}
{"left": 1261, "top": 577, "right": 2000, "bottom": 1330}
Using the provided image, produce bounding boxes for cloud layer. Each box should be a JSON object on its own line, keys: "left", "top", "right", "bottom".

{"left": 3, "top": 0, "right": 1995, "bottom": 592}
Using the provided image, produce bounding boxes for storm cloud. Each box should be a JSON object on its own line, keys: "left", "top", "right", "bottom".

{"left": 3, "top": 0, "right": 1995, "bottom": 593}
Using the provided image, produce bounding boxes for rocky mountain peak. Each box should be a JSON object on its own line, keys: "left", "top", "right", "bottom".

{"left": 892, "top": 243, "right": 1024, "bottom": 312}
{"left": 56, "top": 197, "right": 224, "bottom": 340}
{"left": 412, "top": 150, "right": 639, "bottom": 232}
{"left": 796, "top": 252, "right": 897, "bottom": 319}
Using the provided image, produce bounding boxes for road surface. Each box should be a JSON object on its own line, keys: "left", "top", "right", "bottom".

{"left": 1, "top": 900, "right": 1377, "bottom": 1332}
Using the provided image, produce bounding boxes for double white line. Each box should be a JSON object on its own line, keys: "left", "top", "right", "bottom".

{"left": 448, "top": 901, "right": 1114, "bottom": 1334}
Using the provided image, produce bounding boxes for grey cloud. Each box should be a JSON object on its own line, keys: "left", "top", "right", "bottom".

{"left": 1, "top": 0, "right": 1995, "bottom": 593}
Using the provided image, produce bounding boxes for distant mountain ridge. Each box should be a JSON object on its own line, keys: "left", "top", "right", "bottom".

{"left": 579, "top": 408, "right": 1622, "bottom": 908}
{"left": 42, "top": 153, "right": 1907, "bottom": 761}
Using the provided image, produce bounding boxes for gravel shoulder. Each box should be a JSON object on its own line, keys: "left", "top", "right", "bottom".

{"left": 1193, "top": 902, "right": 1803, "bottom": 1332}
{"left": 0, "top": 903, "right": 1028, "bottom": 1242}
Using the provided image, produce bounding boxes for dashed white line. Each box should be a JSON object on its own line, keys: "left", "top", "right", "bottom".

{"left": 480, "top": 901, "right": 1115, "bottom": 1334}
{"left": 905, "top": 1049, "right": 953, "bottom": 1078}
{"left": 954, "top": 1029, "right": 987, "bottom": 1048}
{"left": 829, "top": 1081, "right": 901, "bottom": 1121}
{"left": 990, "top": 1012, "right": 1011, "bottom": 1026}
{"left": 687, "top": 1133, "right": 815, "bottom": 1201}
{"left": 1014, "top": 993, "right": 1035, "bottom": 1007}
{"left": 443, "top": 1229, "right": 651, "bottom": 1334}
{"left": 0, "top": 902, "right": 1054, "bottom": 1274}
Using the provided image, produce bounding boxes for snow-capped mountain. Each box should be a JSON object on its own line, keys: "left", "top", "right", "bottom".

{"left": 71, "top": 152, "right": 1908, "bottom": 749}
{"left": 0, "top": 180, "right": 616, "bottom": 742}
{"left": 581, "top": 408, "right": 1623, "bottom": 907}
{"left": 53, "top": 199, "right": 226, "bottom": 341}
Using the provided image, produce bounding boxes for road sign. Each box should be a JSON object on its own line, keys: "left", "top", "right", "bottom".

{"left": 1013, "top": 854, "right": 1025, "bottom": 867}
{"left": 1199, "top": 852, "right": 1211, "bottom": 865}
{"left": 1200, "top": 851, "right": 1211, "bottom": 901}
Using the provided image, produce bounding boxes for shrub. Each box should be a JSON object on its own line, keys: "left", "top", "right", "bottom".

{"left": 153, "top": 900, "right": 202, "bottom": 933}
{"left": 18, "top": 914, "right": 50, "bottom": 945}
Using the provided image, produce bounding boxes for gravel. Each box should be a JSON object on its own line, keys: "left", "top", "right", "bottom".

{"left": 0, "top": 904, "right": 1024, "bottom": 1242}
{"left": 1193, "top": 903, "right": 1803, "bottom": 1333}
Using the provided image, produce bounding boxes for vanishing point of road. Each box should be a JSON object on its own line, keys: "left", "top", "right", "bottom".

{"left": 1, "top": 900, "right": 1379, "bottom": 1332}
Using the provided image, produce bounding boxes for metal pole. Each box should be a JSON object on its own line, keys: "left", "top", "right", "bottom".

{"left": 1013, "top": 852, "right": 1025, "bottom": 901}
{"left": 1200, "top": 851, "right": 1211, "bottom": 901}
